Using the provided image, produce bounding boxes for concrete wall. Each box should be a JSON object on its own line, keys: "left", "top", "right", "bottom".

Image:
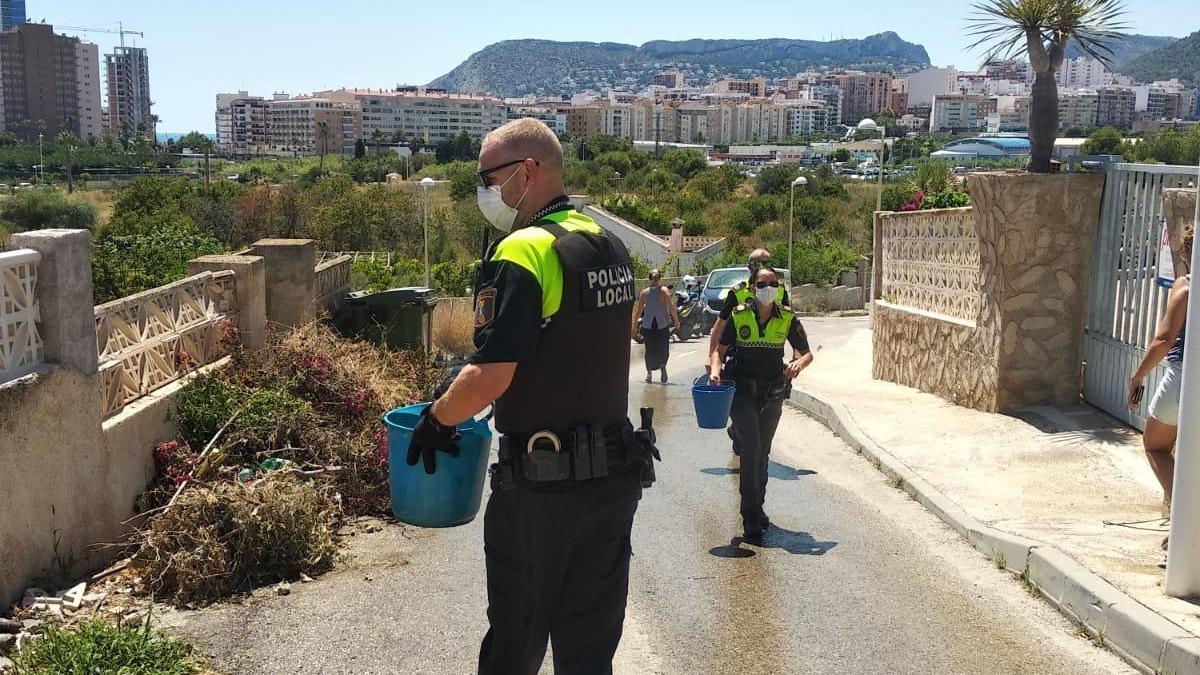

{"left": 0, "top": 230, "right": 297, "bottom": 607}
{"left": 970, "top": 172, "right": 1103, "bottom": 408}
{"left": 1163, "top": 188, "right": 1198, "bottom": 275}
{"left": 572, "top": 199, "right": 725, "bottom": 273}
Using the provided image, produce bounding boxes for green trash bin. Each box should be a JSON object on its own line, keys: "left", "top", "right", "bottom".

{"left": 334, "top": 287, "right": 438, "bottom": 351}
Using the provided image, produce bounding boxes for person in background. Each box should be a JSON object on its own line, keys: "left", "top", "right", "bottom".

{"left": 1129, "top": 226, "right": 1192, "bottom": 561}
{"left": 709, "top": 266, "right": 812, "bottom": 543}
{"left": 632, "top": 269, "right": 680, "bottom": 383}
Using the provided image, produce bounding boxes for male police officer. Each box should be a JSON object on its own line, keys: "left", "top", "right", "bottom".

{"left": 405, "top": 118, "right": 658, "bottom": 675}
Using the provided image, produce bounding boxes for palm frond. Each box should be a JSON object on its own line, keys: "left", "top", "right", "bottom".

{"left": 965, "top": 0, "right": 1057, "bottom": 61}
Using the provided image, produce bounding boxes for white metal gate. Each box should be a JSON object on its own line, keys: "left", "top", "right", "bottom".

{"left": 1084, "top": 164, "right": 1198, "bottom": 429}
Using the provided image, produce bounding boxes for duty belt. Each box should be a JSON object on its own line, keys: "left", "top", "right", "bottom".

{"left": 492, "top": 422, "right": 636, "bottom": 487}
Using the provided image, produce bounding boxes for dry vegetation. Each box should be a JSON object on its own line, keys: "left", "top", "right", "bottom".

{"left": 129, "top": 321, "right": 442, "bottom": 606}
{"left": 432, "top": 297, "right": 475, "bottom": 358}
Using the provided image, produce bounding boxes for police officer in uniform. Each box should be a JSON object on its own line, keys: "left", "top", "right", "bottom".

{"left": 707, "top": 249, "right": 789, "bottom": 456}
{"left": 708, "top": 266, "right": 812, "bottom": 542}
{"left": 405, "top": 118, "right": 659, "bottom": 675}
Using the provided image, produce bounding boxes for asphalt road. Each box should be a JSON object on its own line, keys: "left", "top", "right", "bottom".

{"left": 164, "top": 326, "right": 1133, "bottom": 674}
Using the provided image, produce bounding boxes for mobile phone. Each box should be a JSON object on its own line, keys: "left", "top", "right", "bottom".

{"left": 1132, "top": 385, "right": 1146, "bottom": 406}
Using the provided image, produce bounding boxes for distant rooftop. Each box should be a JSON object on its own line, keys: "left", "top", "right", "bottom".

{"left": 945, "top": 137, "right": 1031, "bottom": 150}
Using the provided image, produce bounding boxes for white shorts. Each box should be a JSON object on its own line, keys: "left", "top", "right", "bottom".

{"left": 1149, "top": 361, "right": 1183, "bottom": 426}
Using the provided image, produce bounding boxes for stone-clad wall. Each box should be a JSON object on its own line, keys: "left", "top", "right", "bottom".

{"left": 872, "top": 173, "right": 1104, "bottom": 412}
{"left": 871, "top": 206, "right": 1001, "bottom": 412}
{"left": 968, "top": 172, "right": 1104, "bottom": 408}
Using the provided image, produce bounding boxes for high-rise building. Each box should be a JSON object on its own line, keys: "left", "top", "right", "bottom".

{"left": 785, "top": 100, "right": 836, "bottom": 136}
{"left": 929, "top": 94, "right": 997, "bottom": 133}
{"left": 1097, "top": 87, "right": 1136, "bottom": 130}
{"left": 654, "top": 70, "right": 682, "bottom": 89}
{"left": 0, "top": 23, "right": 101, "bottom": 140}
{"left": 507, "top": 105, "right": 567, "bottom": 136}
{"left": 566, "top": 105, "right": 602, "bottom": 138}
{"left": 888, "top": 78, "right": 909, "bottom": 115}
{"left": 808, "top": 84, "right": 843, "bottom": 126}
{"left": 1058, "top": 91, "right": 1099, "bottom": 130}
{"left": 906, "top": 67, "right": 957, "bottom": 108}
{"left": 215, "top": 91, "right": 247, "bottom": 151}
{"left": 1, "top": 0, "right": 25, "bottom": 31}
{"left": 105, "top": 46, "right": 153, "bottom": 138}
{"left": 832, "top": 72, "right": 893, "bottom": 124}
{"left": 1056, "top": 57, "right": 1112, "bottom": 89}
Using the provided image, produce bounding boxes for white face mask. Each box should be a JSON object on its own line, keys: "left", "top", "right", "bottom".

{"left": 476, "top": 166, "right": 529, "bottom": 233}
{"left": 755, "top": 286, "right": 778, "bottom": 306}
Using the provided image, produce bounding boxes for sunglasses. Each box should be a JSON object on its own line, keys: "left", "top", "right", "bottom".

{"left": 755, "top": 281, "right": 780, "bottom": 289}
{"left": 477, "top": 158, "right": 538, "bottom": 187}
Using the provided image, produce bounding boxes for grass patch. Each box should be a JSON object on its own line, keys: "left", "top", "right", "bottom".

{"left": 992, "top": 551, "right": 1007, "bottom": 570}
{"left": 11, "top": 618, "right": 201, "bottom": 674}
{"left": 1019, "top": 567, "right": 1039, "bottom": 596}
{"left": 889, "top": 475, "right": 907, "bottom": 492}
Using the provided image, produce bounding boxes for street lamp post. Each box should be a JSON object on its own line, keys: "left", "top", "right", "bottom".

{"left": 1166, "top": 168, "right": 1200, "bottom": 597}
{"left": 420, "top": 176, "right": 435, "bottom": 288}
{"left": 857, "top": 118, "right": 885, "bottom": 212}
{"left": 37, "top": 133, "right": 43, "bottom": 184}
{"left": 789, "top": 175, "right": 808, "bottom": 280}
{"left": 654, "top": 101, "right": 663, "bottom": 157}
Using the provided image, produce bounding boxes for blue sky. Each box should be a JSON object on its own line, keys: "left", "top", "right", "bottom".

{"left": 40, "top": 0, "right": 1196, "bottom": 134}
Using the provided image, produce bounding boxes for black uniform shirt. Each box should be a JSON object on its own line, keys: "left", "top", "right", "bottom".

{"left": 719, "top": 306, "right": 810, "bottom": 381}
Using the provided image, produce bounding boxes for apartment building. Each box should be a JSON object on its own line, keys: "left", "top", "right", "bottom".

{"left": 566, "top": 105, "right": 602, "bottom": 137}
{"left": 1097, "top": 86, "right": 1136, "bottom": 130}
{"left": 0, "top": 23, "right": 101, "bottom": 140}
{"left": 734, "top": 101, "right": 787, "bottom": 143}
{"left": 677, "top": 102, "right": 709, "bottom": 143}
{"left": 906, "top": 67, "right": 957, "bottom": 107}
{"left": 318, "top": 87, "right": 506, "bottom": 144}
{"left": 267, "top": 96, "right": 362, "bottom": 157}
{"left": 785, "top": 100, "right": 837, "bottom": 136}
{"left": 717, "top": 77, "right": 767, "bottom": 98}
{"left": 222, "top": 95, "right": 269, "bottom": 156}
{"left": 654, "top": 70, "right": 682, "bottom": 89}
{"left": 929, "top": 94, "right": 997, "bottom": 133}
{"left": 1058, "top": 91, "right": 1099, "bottom": 129}
{"left": 630, "top": 100, "right": 678, "bottom": 144}
{"left": 1056, "top": 57, "right": 1111, "bottom": 89}
{"left": 705, "top": 103, "right": 736, "bottom": 145}
{"left": 506, "top": 105, "right": 567, "bottom": 136}
{"left": 106, "top": 46, "right": 153, "bottom": 138}
{"left": 807, "top": 84, "right": 843, "bottom": 126}
{"left": 74, "top": 41, "right": 101, "bottom": 141}
{"left": 888, "top": 78, "right": 909, "bottom": 115}
{"left": 833, "top": 72, "right": 893, "bottom": 125}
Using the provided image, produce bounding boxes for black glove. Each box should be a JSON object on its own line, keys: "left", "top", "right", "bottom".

{"left": 406, "top": 406, "right": 460, "bottom": 474}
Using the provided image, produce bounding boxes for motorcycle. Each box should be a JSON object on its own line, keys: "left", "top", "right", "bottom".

{"left": 633, "top": 285, "right": 702, "bottom": 343}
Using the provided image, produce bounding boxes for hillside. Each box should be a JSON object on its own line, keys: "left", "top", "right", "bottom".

{"left": 1118, "top": 30, "right": 1200, "bottom": 84}
{"left": 1065, "top": 34, "right": 1178, "bottom": 68}
{"left": 427, "top": 33, "right": 931, "bottom": 96}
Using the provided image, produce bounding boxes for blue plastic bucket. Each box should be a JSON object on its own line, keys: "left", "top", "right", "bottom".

{"left": 692, "top": 382, "right": 736, "bottom": 429}
{"left": 384, "top": 404, "right": 492, "bottom": 528}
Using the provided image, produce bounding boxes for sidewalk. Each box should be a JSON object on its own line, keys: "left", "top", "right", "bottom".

{"left": 795, "top": 316, "right": 1200, "bottom": 674}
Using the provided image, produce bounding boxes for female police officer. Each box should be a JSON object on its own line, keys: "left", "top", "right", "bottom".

{"left": 708, "top": 266, "right": 813, "bottom": 543}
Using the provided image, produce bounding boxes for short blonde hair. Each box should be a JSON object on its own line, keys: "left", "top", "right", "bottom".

{"left": 483, "top": 118, "right": 563, "bottom": 168}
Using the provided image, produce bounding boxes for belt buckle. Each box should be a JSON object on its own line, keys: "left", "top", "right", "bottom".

{"left": 526, "top": 431, "right": 562, "bottom": 454}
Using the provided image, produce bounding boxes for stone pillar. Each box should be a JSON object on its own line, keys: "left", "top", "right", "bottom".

{"left": 11, "top": 228, "right": 98, "bottom": 374}
{"left": 968, "top": 172, "right": 1104, "bottom": 409}
{"left": 188, "top": 254, "right": 267, "bottom": 350}
{"left": 248, "top": 239, "right": 316, "bottom": 328}
{"left": 871, "top": 214, "right": 884, "bottom": 302}
{"left": 1163, "top": 188, "right": 1198, "bottom": 275}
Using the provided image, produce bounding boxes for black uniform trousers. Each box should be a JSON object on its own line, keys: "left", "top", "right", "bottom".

{"left": 730, "top": 377, "right": 786, "bottom": 532}
{"left": 478, "top": 466, "right": 642, "bottom": 675}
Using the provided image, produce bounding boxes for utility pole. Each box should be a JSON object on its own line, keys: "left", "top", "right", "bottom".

{"left": 1166, "top": 169, "right": 1200, "bottom": 597}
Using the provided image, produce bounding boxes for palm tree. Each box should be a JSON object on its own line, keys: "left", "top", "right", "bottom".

{"left": 57, "top": 131, "right": 79, "bottom": 193}
{"left": 968, "top": 0, "right": 1127, "bottom": 173}
{"left": 317, "top": 120, "right": 331, "bottom": 175}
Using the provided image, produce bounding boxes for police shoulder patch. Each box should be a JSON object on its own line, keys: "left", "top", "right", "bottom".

{"left": 474, "top": 288, "right": 497, "bottom": 327}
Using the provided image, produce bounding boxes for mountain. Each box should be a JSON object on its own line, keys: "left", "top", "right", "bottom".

{"left": 1065, "top": 34, "right": 1178, "bottom": 68}
{"left": 1117, "top": 31, "right": 1200, "bottom": 84}
{"left": 427, "top": 33, "right": 931, "bottom": 96}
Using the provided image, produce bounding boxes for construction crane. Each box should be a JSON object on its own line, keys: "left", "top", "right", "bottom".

{"left": 55, "top": 22, "right": 143, "bottom": 48}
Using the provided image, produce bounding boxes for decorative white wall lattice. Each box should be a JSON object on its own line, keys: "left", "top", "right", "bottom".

{"left": 95, "top": 271, "right": 237, "bottom": 417}
{"left": 0, "top": 249, "right": 43, "bottom": 380}
{"left": 315, "top": 255, "right": 352, "bottom": 313}
{"left": 879, "top": 209, "right": 981, "bottom": 323}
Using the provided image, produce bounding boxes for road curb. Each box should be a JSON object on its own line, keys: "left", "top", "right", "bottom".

{"left": 788, "top": 388, "right": 1199, "bottom": 675}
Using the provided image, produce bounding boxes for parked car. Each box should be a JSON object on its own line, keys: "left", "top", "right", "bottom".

{"left": 697, "top": 266, "right": 791, "bottom": 334}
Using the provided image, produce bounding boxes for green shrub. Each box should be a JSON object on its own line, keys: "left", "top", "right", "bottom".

{"left": 0, "top": 187, "right": 97, "bottom": 232}
{"left": 11, "top": 618, "right": 200, "bottom": 675}
{"left": 174, "top": 373, "right": 312, "bottom": 450}
{"left": 772, "top": 233, "right": 859, "bottom": 286}
{"left": 91, "top": 216, "right": 225, "bottom": 304}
